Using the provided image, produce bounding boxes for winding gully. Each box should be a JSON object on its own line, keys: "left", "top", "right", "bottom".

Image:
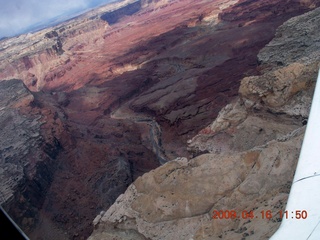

{"left": 111, "top": 107, "right": 169, "bottom": 165}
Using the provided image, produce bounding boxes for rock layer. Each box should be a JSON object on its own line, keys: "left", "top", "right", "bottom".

{"left": 89, "top": 6, "right": 320, "bottom": 240}
{"left": 0, "top": 79, "right": 64, "bottom": 233}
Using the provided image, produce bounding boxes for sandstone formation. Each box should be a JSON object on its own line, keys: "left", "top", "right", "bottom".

{"left": 1, "top": 0, "right": 320, "bottom": 239}
{"left": 89, "top": 6, "right": 320, "bottom": 240}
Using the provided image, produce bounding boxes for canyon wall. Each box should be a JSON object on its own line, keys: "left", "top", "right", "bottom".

{"left": 0, "top": 79, "right": 65, "bottom": 233}
{"left": 101, "top": 1, "right": 142, "bottom": 24}
{"left": 0, "top": 15, "right": 108, "bottom": 92}
{"left": 89, "top": 6, "right": 320, "bottom": 240}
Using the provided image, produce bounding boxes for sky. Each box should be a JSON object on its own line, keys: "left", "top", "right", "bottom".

{"left": 0, "top": 0, "right": 117, "bottom": 39}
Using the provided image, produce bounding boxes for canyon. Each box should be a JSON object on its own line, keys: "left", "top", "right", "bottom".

{"left": 0, "top": 0, "right": 319, "bottom": 239}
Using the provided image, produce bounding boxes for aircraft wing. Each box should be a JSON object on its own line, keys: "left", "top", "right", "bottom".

{"left": 270, "top": 69, "right": 320, "bottom": 239}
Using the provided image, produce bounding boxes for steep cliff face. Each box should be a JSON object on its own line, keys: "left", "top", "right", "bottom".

{"left": 89, "top": 6, "right": 320, "bottom": 240}
{"left": 0, "top": 16, "right": 107, "bottom": 91}
{"left": 0, "top": 79, "right": 65, "bottom": 233}
{"left": 101, "top": 1, "right": 141, "bottom": 24}
{"left": 219, "top": 0, "right": 318, "bottom": 22}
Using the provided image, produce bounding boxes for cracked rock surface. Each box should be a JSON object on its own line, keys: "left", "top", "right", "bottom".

{"left": 0, "top": 79, "right": 63, "bottom": 234}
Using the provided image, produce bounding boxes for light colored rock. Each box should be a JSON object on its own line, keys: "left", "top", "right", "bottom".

{"left": 90, "top": 129, "right": 303, "bottom": 240}
{"left": 210, "top": 100, "right": 248, "bottom": 133}
{"left": 239, "top": 62, "right": 318, "bottom": 111}
{"left": 258, "top": 7, "right": 320, "bottom": 66}
{"left": 188, "top": 101, "right": 301, "bottom": 154}
{"left": 88, "top": 4, "right": 320, "bottom": 240}
{"left": 238, "top": 7, "right": 320, "bottom": 118}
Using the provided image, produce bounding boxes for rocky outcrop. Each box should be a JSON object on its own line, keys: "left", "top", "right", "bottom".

{"left": 0, "top": 79, "right": 64, "bottom": 233}
{"left": 89, "top": 6, "right": 320, "bottom": 240}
